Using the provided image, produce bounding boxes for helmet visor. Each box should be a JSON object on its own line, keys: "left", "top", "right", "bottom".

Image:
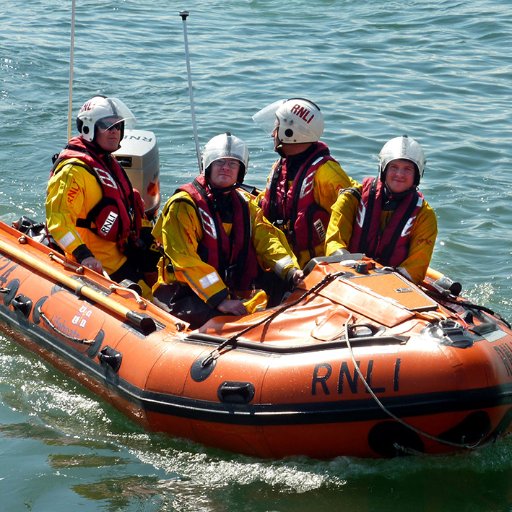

{"left": 96, "top": 117, "right": 124, "bottom": 131}
{"left": 103, "top": 97, "right": 136, "bottom": 130}
{"left": 252, "top": 99, "right": 285, "bottom": 135}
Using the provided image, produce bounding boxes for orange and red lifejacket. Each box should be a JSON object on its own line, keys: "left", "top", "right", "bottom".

{"left": 178, "top": 175, "right": 259, "bottom": 290}
{"left": 349, "top": 177, "right": 424, "bottom": 266}
{"left": 51, "top": 136, "right": 143, "bottom": 246}
{"left": 260, "top": 141, "right": 334, "bottom": 260}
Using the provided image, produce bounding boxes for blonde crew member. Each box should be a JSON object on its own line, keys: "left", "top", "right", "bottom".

{"left": 152, "top": 132, "right": 303, "bottom": 329}
{"left": 325, "top": 135, "right": 437, "bottom": 284}
{"left": 253, "top": 98, "right": 357, "bottom": 268}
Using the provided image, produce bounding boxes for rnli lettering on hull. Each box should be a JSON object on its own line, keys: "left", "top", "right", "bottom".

{"left": 494, "top": 342, "right": 512, "bottom": 376}
{"left": 312, "top": 359, "right": 401, "bottom": 395}
{"left": 0, "top": 256, "right": 18, "bottom": 285}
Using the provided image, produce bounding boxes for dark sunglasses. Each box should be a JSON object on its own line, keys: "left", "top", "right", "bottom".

{"left": 97, "top": 119, "right": 124, "bottom": 131}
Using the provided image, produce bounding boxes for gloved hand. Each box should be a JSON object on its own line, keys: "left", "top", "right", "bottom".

{"left": 80, "top": 256, "right": 104, "bottom": 274}
{"left": 286, "top": 268, "right": 304, "bottom": 289}
{"left": 217, "top": 298, "right": 247, "bottom": 316}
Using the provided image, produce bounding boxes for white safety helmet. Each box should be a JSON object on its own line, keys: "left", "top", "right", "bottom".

{"left": 252, "top": 98, "right": 324, "bottom": 144}
{"left": 202, "top": 132, "right": 249, "bottom": 183}
{"left": 378, "top": 135, "right": 426, "bottom": 186}
{"left": 76, "top": 96, "right": 136, "bottom": 143}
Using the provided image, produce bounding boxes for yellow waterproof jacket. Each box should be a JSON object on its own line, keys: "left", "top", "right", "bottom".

{"left": 152, "top": 188, "right": 300, "bottom": 307}
{"left": 258, "top": 155, "right": 357, "bottom": 268}
{"left": 325, "top": 184, "right": 437, "bottom": 284}
{"left": 46, "top": 158, "right": 127, "bottom": 274}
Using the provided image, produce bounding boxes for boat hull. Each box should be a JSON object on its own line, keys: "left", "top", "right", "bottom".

{"left": 0, "top": 221, "right": 511, "bottom": 458}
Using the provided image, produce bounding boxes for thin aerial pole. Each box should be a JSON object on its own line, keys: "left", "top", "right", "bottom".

{"left": 179, "top": 11, "right": 202, "bottom": 172}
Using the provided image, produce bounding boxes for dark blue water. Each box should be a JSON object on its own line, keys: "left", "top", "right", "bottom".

{"left": 1, "top": 0, "right": 512, "bottom": 510}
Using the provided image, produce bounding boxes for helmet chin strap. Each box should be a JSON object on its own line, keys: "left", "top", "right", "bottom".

{"left": 274, "top": 135, "right": 286, "bottom": 157}
{"left": 207, "top": 182, "right": 239, "bottom": 214}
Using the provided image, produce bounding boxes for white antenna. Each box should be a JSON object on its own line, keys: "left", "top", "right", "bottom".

{"left": 179, "top": 11, "right": 202, "bottom": 173}
{"left": 67, "top": 0, "right": 77, "bottom": 140}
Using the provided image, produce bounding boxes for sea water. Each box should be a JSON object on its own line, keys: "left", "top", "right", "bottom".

{"left": 1, "top": 1, "right": 512, "bottom": 510}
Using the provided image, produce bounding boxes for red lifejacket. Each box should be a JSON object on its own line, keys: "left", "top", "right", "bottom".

{"left": 349, "top": 177, "right": 424, "bottom": 267}
{"left": 51, "top": 137, "right": 143, "bottom": 245}
{"left": 177, "top": 175, "right": 260, "bottom": 291}
{"left": 260, "top": 141, "right": 334, "bottom": 259}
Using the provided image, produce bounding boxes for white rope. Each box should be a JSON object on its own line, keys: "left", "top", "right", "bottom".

{"left": 342, "top": 313, "right": 482, "bottom": 450}
{"left": 109, "top": 283, "right": 146, "bottom": 309}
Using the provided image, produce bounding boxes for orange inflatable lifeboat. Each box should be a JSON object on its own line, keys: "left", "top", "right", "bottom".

{"left": 0, "top": 219, "right": 511, "bottom": 459}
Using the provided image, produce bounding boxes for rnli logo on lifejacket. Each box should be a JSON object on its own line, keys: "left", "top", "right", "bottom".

{"left": 313, "top": 219, "right": 326, "bottom": 242}
{"left": 94, "top": 167, "right": 119, "bottom": 189}
{"left": 290, "top": 103, "right": 315, "bottom": 124}
{"left": 198, "top": 207, "right": 217, "bottom": 239}
{"left": 100, "top": 212, "right": 118, "bottom": 235}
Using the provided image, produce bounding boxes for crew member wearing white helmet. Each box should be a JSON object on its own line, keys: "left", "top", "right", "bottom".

{"left": 253, "top": 98, "right": 356, "bottom": 268}
{"left": 151, "top": 132, "right": 303, "bottom": 329}
{"left": 325, "top": 135, "right": 437, "bottom": 284}
{"left": 46, "top": 95, "right": 153, "bottom": 288}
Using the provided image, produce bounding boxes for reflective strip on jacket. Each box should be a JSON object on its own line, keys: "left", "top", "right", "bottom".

{"left": 50, "top": 137, "right": 142, "bottom": 244}
{"left": 46, "top": 137, "right": 138, "bottom": 274}
{"left": 152, "top": 178, "right": 299, "bottom": 308}
{"left": 179, "top": 176, "right": 260, "bottom": 292}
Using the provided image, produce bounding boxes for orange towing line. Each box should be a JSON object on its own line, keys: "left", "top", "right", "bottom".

{"left": 0, "top": 219, "right": 511, "bottom": 459}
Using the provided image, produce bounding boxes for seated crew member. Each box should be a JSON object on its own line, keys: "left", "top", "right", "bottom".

{"left": 325, "top": 135, "right": 437, "bottom": 284}
{"left": 46, "top": 95, "right": 157, "bottom": 289}
{"left": 253, "top": 97, "right": 357, "bottom": 268}
{"left": 151, "top": 132, "right": 303, "bottom": 329}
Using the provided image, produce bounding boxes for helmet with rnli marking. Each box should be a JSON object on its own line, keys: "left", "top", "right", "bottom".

{"left": 378, "top": 135, "right": 426, "bottom": 186}
{"left": 76, "top": 96, "right": 136, "bottom": 143}
{"left": 252, "top": 98, "right": 324, "bottom": 144}
{"left": 275, "top": 98, "right": 324, "bottom": 144}
{"left": 202, "top": 132, "right": 249, "bottom": 184}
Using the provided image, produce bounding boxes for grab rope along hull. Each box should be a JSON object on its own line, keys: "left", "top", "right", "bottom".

{"left": 0, "top": 220, "right": 511, "bottom": 458}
